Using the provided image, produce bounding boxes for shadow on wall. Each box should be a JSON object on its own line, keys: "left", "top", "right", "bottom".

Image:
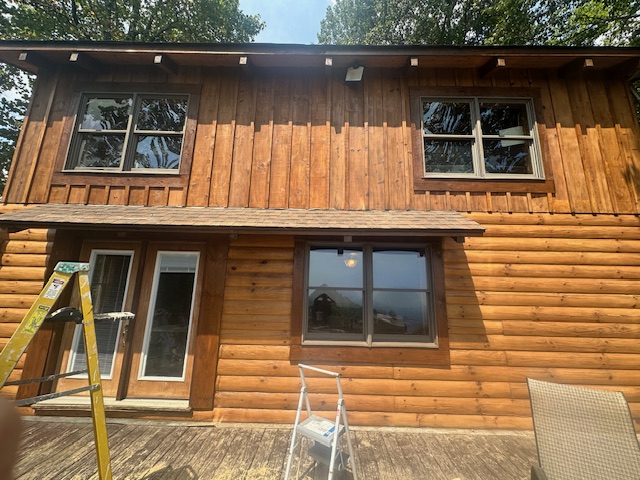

{"left": 624, "top": 164, "right": 640, "bottom": 201}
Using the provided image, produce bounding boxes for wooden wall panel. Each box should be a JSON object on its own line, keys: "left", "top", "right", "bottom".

{"left": 213, "top": 214, "right": 640, "bottom": 429}
{"left": 0, "top": 208, "right": 52, "bottom": 399}
{"left": 8, "top": 66, "right": 640, "bottom": 215}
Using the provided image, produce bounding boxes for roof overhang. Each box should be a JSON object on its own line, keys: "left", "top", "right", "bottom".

{"left": 0, "top": 41, "right": 638, "bottom": 80}
{"left": 0, "top": 205, "right": 484, "bottom": 240}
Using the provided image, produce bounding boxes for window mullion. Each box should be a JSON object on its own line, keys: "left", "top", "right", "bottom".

{"left": 472, "top": 98, "right": 485, "bottom": 178}
{"left": 121, "top": 93, "right": 139, "bottom": 172}
{"left": 364, "top": 244, "right": 373, "bottom": 346}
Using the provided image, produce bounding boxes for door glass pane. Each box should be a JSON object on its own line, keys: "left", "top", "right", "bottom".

{"left": 81, "top": 96, "right": 132, "bottom": 131}
{"left": 422, "top": 101, "right": 472, "bottom": 135}
{"left": 424, "top": 139, "right": 474, "bottom": 174}
{"left": 142, "top": 253, "right": 198, "bottom": 379}
{"left": 70, "top": 252, "right": 132, "bottom": 377}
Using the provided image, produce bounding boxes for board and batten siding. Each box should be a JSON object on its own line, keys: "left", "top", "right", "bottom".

{"left": 213, "top": 213, "right": 640, "bottom": 429}
{"left": 4, "top": 65, "right": 639, "bottom": 215}
{"left": 0, "top": 207, "right": 53, "bottom": 398}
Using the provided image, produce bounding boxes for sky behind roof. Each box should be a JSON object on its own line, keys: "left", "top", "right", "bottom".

{"left": 239, "top": 0, "right": 333, "bottom": 45}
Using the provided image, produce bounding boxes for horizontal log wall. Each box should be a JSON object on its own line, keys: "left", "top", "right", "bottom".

{"left": 213, "top": 213, "right": 640, "bottom": 429}
{"left": 5, "top": 66, "right": 639, "bottom": 215}
{"left": 0, "top": 207, "right": 53, "bottom": 398}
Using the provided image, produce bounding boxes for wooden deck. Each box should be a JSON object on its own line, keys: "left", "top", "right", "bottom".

{"left": 14, "top": 417, "right": 538, "bottom": 479}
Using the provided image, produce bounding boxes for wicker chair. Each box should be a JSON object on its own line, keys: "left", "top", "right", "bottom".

{"left": 527, "top": 378, "right": 640, "bottom": 480}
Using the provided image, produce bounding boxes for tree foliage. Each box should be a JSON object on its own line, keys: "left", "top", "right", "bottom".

{"left": 0, "top": 0, "right": 264, "bottom": 193}
{"left": 318, "top": 0, "right": 640, "bottom": 47}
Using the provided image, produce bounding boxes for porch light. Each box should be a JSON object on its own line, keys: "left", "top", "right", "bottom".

{"left": 345, "top": 65, "right": 364, "bottom": 82}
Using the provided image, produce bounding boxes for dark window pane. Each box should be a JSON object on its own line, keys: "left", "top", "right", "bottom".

{"left": 424, "top": 139, "right": 474, "bottom": 174}
{"left": 81, "top": 96, "right": 132, "bottom": 130}
{"left": 308, "top": 288, "right": 363, "bottom": 334}
{"left": 308, "top": 248, "right": 363, "bottom": 288}
{"left": 480, "top": 102, "right": 530, "bottom": 136}
{"left": 137, "top": 97, "right": 187, "bottom": 132}
{"left": 373, "top": 250, "right": 428, "bottom": 289}
{"left": 134, "top": 135, "right": 183, "bottom": 169}
{"left": 422, "top": 101, "right": 472, "bottom": 135}
{"left": 373, "top": 291, "right": 430, "bottom": 336}
{"left": 76, "top": 133, "right": 125, "bottom": 168}
{"left": 483, "top": 140, "right": 533, "bottom": 174}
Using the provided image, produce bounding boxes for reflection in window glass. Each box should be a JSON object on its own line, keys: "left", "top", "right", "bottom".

{"left": 76, "top": 134, "right": 125, "bottom": 168}
{"left": 81, "top": 97, "right": 132, "bottom": 131}
{"left": 373, "top": 291, "right": 429, "bottom": 336}
{"left": 422, "top": 101, "right": 472, "bottom": 135}
{"left": 424, "top": 139, "right": 474, "bottom": 174}
{"left": 479, "top": 102, "right": 530, "bottom": 135}
{"left": 483, "top": 140, "right": 533, "bottom": 174}
{"left": 308, "top": 248, "right": 363, "bottom": 288}
{"left": 305, "top": 245, "right": 434, "bottom": 344}
{"left": 142, "top": 253, "right": 198, "bottom": 378}
{"left": 71, "top": 252, "right": 132, "bottom": 377}
{"left": 134, "top": 135, "right": 183, "bottom": 169}
{"left": 137, "top": 97, "right": 187, "bottom": 131}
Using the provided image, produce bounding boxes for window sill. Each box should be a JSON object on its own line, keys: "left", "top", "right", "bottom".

{"left": 290, "top": 344, "right": 450, "bottom": 366}
{"left": 413, "top": 177, "right": 555, "bottom": 194}
{"left": 52, "top": 171, "right": 188, "bottom": 188}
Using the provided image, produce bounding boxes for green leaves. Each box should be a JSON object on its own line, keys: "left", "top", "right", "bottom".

{"left": 318, "top": 0, "right": 640, "bottom": 46}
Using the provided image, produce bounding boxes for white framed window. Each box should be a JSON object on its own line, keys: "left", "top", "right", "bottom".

{"left": 65, "top": 93, "right": 189, "bottom": 172}
{"left": 420, "top": 97, "right": 544, "bottom": 179}
{"left": 138, "top": 251, "right": 199, "bottom": 381}
{"left": 304, "top": 243, "right": 436, "bottom": 347}
{"left": 67, "top": 249, "right": 134, "bottom": 379}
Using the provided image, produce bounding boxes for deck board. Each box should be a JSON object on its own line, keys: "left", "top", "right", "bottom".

{"left": 13, "top": 418, "right": 538, "bottom": 479}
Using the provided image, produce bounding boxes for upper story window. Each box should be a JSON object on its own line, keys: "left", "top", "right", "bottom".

{"left": 420, "top": 97, "right": 544, "bottom": 179}
{"left": 65, "top": 93, "right": 189, "bottom": 172}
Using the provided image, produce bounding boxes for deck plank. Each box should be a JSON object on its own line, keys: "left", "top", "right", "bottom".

{"left": 12, "top": 418, "right": 538, "bottom": 479}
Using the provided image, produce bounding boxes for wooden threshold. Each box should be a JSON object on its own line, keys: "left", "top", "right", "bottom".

{"left": 32, "top": 397, "right": 191, "bottom": 413}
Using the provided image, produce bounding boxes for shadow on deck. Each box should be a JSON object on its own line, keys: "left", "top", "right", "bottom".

{"left": 14, "top": 417, "right": 538, "bottom": 479}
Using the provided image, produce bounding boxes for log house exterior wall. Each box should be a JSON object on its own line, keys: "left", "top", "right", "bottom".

{"left": 0, "top": 44, "right": 639, "bottom": 429}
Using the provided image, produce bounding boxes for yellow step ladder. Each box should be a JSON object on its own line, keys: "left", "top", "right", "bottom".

{"left": 0, "top": 262, "right": 112, "bottom": 480}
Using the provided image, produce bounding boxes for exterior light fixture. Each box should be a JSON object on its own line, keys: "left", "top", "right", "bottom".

{"left": 345, "top": 65, "right": 364, "bottom": 82}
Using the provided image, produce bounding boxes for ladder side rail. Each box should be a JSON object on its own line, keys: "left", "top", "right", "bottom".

{"left": 327, "top": 396, "right": 344, "bottom": 480}
{"left": 298, "top": 365, "right": 313, "bottom": 416}
{"left": 284, "top": 383, "right": 309, "bottom": 480}
{"left": 77, "top": 270, "right": 112, "bottom": 480}
{"left": 340, "top": 400, "right": 358, "bottom": 480}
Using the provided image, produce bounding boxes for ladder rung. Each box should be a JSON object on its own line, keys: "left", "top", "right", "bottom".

{"left": 14, "top": 384, "right": 99, "bottom": 407}
{"left": 4, "top": 369, "right": 88, "bottom": 386}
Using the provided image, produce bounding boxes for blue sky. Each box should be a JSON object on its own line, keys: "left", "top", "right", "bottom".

{"left": 239, "top": 0, "right": 334, "bottom": 44}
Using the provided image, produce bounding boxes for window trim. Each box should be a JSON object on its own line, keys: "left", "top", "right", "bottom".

{"left": 53, "top": 83, "right": 200, "bottom": 189}
{"left": 410, "top": 86, "right": 555, "bottom": 193}
{"left": 303, "top": 242, "right": 437, "bottom": 346}
{"left": 65, "top": 92, "right": 190, "bottom": 173}
{"left": 290, "top": 238, "right": 450, "bottom": 366}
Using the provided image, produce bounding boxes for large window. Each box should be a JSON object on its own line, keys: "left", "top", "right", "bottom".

{"left": 66, "top": 93, "right": 189, "bottom": 172}
{"left": 419, "top": 97, "right": 543, "bottom": 179}
{"left": 304, "top": 244, "right": 436, "bottom": 346}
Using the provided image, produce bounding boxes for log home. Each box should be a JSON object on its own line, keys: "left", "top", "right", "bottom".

{"left": 0, "top": 41, "right": 639, "bottom": 429}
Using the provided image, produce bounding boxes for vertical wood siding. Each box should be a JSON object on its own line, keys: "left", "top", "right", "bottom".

{"left": 6, "top": 67, "right": 639, "bottom": 215}
{"left": 213, "top": 213, "right": 640, "bottom": 429}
